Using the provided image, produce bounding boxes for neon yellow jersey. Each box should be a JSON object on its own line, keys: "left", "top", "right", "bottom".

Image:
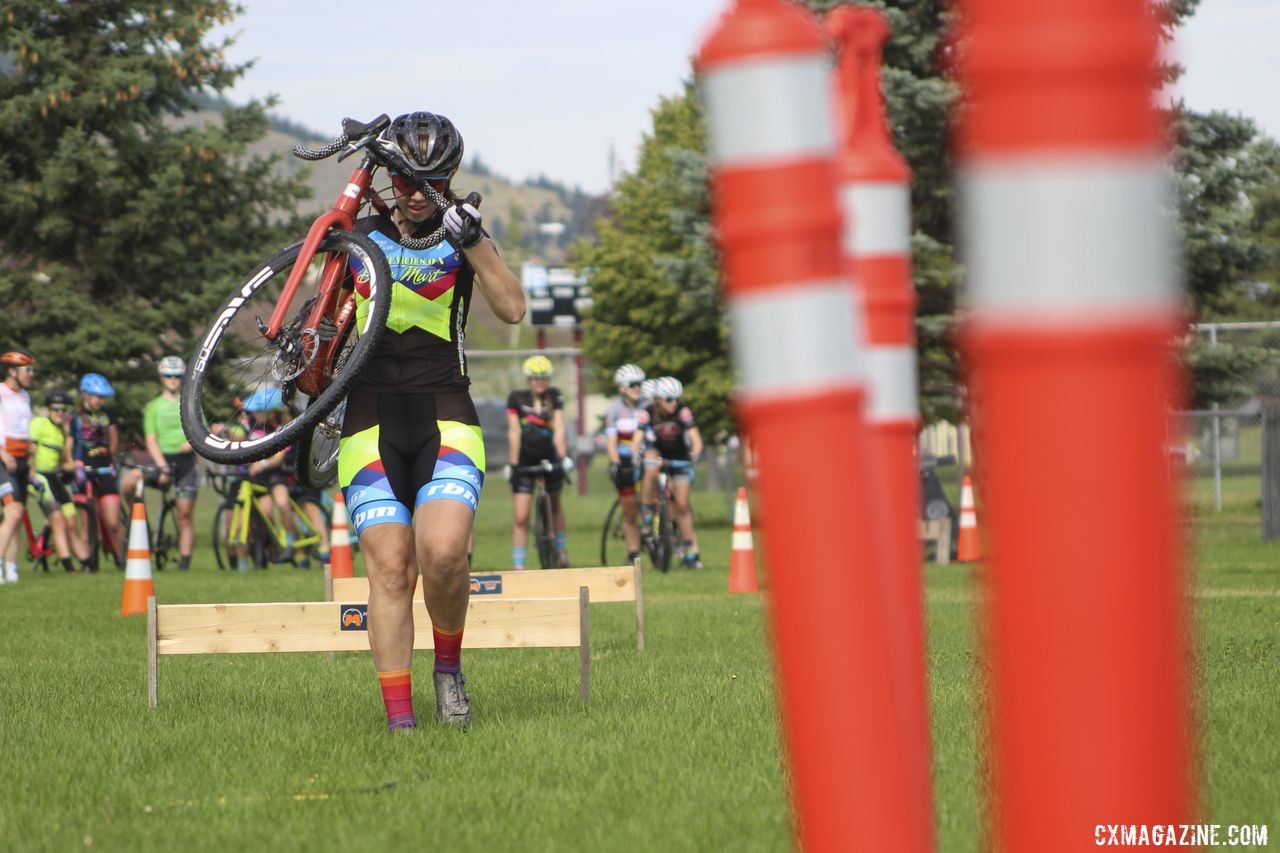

{"left": 29, "top": 416, "right": 66, "bottom": 473}
{"left": 352, "top": 215, "right": 476, "bottom": 391}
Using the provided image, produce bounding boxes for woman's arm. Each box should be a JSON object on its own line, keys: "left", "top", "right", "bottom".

{"left": 688, "top": 427, "right": 704, "bottom": 460}
{"left": 466, "top": 241, "right": 525, "bottom": 324}
{"left": 552, "top": 409, "right": 568, "bottom": 460}
{"left": 506, "top": 411, "right": 522, "bottom": 465}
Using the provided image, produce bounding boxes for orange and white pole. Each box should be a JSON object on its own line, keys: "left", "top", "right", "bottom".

{"left": 827, "top": 7, "right": 934, "bottom": 842}
{"left": 697, "top": 1, "right": 924, "bottom": 849}
{"left": 953, "top": 0, "right": 1194, "bottom": 848}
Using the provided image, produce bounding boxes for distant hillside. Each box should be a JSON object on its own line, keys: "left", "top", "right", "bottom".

{"left": 188, "top": 96, "right": 608, "bottom": 349}
{"left": 190, "top": 95, "right": 606, "bottom": 267}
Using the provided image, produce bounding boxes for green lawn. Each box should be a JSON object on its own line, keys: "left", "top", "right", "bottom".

{"left": 0, "top": 467, "right": 1275, "bottom": 851}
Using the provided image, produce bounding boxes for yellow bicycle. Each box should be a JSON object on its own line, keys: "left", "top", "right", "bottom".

{"left": 210, "top": 474, "right": 323, "bottom": 570}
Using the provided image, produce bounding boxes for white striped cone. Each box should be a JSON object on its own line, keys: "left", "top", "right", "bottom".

{"left": 728, "top": 487, "right": 758, "bottom": 593}
{"left": 121, "top": 501, "right": 154, "bottom": 616}
{"left": 956, "top": 476, "right": 980, "bottom": 562}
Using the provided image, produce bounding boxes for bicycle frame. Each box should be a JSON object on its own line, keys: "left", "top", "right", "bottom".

{"left": 225, "top": 478, "right": 321, "bottom": 551}
{"left": 254, "top": 153, "right": 384, "bottom": 398}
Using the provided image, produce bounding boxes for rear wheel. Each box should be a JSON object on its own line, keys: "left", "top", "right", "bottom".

{"left": 295, "top": 396, "right": 345, "bottom": 489}
{"left": 180, "top": 229, "right": 391, "bottom": 466}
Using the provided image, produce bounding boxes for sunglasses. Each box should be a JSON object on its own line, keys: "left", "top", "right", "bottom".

{"left": 626, "top": 382, "right": 643, "bottom": 388}
{"left": 390, "top": 173, "right": 449, "bottom": 197}
{"left": 661, "top": 397, "right": 679, "bottom": 403}
{"left": 49, "top": 405, "right": 69, "bottom": 413}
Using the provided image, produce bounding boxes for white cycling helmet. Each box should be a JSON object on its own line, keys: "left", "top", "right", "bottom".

{"left": 639, "top": 379, "right": 657, "bottom": 403}
{"left": 654, "top": 377, "right": 683, "bottom": 401}
{"left": 613, "top": 364, "right": 645, "bottom": 386}
{"left": 158, "top": 356, "right": 186, "bottom": 377}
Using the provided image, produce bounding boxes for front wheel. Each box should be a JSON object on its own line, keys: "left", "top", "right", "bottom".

{"left": 533, "top": 492, "right": 557, "bottom": 571}
{"left": 650, "top": 500, "right": 674, "bottom": 572}
{"left": 152, "top": 499, "right": 180, "bottom": 571}
{"left": 600, "top": 499, "right": 626, "bottom": 566}
{"left": 181, "top": 229, "right": 392, "bottom": 465}
{"left": 212, "top": 505, "right": 230, "bottom": 570}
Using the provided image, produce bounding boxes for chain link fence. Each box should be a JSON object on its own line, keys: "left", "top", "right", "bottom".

{"left": 1175, "top": 321, "right": 1280, "bottom": 513}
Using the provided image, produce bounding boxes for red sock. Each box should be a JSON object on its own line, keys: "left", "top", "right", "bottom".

{"left": 433, "top": 625, "right": 464, "bottom": 673}
{"left": 377, "top": 668, "right": 416, "bottom": 730}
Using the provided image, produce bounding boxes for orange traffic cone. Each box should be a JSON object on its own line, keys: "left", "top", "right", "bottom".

{"left": 121, "top": 500, "right": 155, "bottom": 616}
{"left": 956, "top": 475, "right": 981, "bottom": 562}
{"left": 728, "top": 487, "right": 760, "bottom": 593}
{"left": 328, "top": 491, "right": 354, "bottom": 579}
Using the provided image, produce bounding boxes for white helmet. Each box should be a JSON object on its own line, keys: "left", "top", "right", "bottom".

{"left": 158, "top": 356, "right": 186, "bottom": 377}
{"left": 639, "top": 379, "right": 657, "bottom": 403}
{"left": 654, "top": 377, "right": 683, "bottom": 400}
{"left": 613, "top": 364, "right": 645, "bottom": 386}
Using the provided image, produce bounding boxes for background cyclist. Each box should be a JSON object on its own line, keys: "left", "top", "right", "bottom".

{"left": 634, "top": 376, "right": 704, "bottom": 569}
{"left": 243, "top": 386, "right": 298, "bottom": 563}
{"left": 0, "top": 349, "right": 36, "bottom": 584}
{"left": 505, "top": 354, "right": 574, "bottom": 569}
{"left": 67, "top": 372, "right": 123, "bottom": 571}
{"left": 603, "top": 364, "right": 647, "bottom": 563}
{"left": 29, "top": 388, "right": 86, "bottom": 573}
{"left": 139, "top": 357, "right": 200, "bottom": 571}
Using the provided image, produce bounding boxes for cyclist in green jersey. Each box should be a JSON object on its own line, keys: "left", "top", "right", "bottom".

{"left": 28, "top": 389, "right": 86, "bottom": 573}
{"left": 127, "top": 357, "right": 200, "bottom": 570}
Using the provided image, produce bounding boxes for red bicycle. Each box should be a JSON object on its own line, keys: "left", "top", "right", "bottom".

{"left": 179, "top": 115, "right": 480, "bottom": 486}
{"left": 20, "top": 474, "right": 59, "bottom": 571}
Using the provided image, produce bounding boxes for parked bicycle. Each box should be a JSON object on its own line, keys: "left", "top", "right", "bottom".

{"left": 209, "top": 472, "right": 324, "bottom": 570}
{"left": 120, "top": 462, "right": 180, "bottom": 572}
{"left": 20, "top": 474, "right": 59, "bottom": 572}
{"left": 179, "top": 114, "right": 482, "bottom": 489}
{"left": 67, "top": 465, "right": 124, "bottom": 572}
{"left": 601, "top": 459, "right": 692, "bottom": 571}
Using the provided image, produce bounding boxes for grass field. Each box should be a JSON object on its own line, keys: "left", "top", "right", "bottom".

{"left": 0, "top": 465, "right": 1275, "bottom": 851}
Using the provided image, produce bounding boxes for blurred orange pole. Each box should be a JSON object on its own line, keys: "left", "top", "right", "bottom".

{"left": 827, "top": 8, "right": 934, "bottom": 845}
{"left": 697, "top": 0, "right": 927, "bottom": 849}
{"left": 953, "top": 0, "right": 1196, "bottom": 849}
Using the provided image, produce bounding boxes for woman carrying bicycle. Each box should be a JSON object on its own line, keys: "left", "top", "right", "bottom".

{"left": 634, "top": 377, "right": 704, "bottom": 569}
{"left": 337, "top": 112, "right": 524, "bottom": 731}
{"left": 66, "top": 372, "right": 123, "bottom": 572}
{"left": 505, "top": 355, "right": 574, "bottom": 570}
{"left": 603, "top": 364, "right": 647, "bottom": 563}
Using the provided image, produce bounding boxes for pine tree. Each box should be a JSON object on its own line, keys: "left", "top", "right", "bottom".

{"left": 0, "top": 1, "right": 310, "bottom": 436}
{"left": 577, "top": 84, "right": 733, "bottom": 440}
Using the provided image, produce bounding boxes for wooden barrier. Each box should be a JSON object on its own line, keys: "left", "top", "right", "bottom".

{"left": 147, "top": 589, "right": 591, "bottom": 708}
{"left": 325, "top": 559, "right": 645, "bottom": 651}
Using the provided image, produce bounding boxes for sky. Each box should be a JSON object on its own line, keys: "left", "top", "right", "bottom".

{"left": 213, "top": 0, "right": 1277, "bottom": 196}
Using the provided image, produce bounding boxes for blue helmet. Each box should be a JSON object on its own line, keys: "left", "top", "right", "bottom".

{"left": 243, "top": 386, "right": 283, "bottom": 413}
{"left": 79, "top": 373, "right": 115, "bottom": 398}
